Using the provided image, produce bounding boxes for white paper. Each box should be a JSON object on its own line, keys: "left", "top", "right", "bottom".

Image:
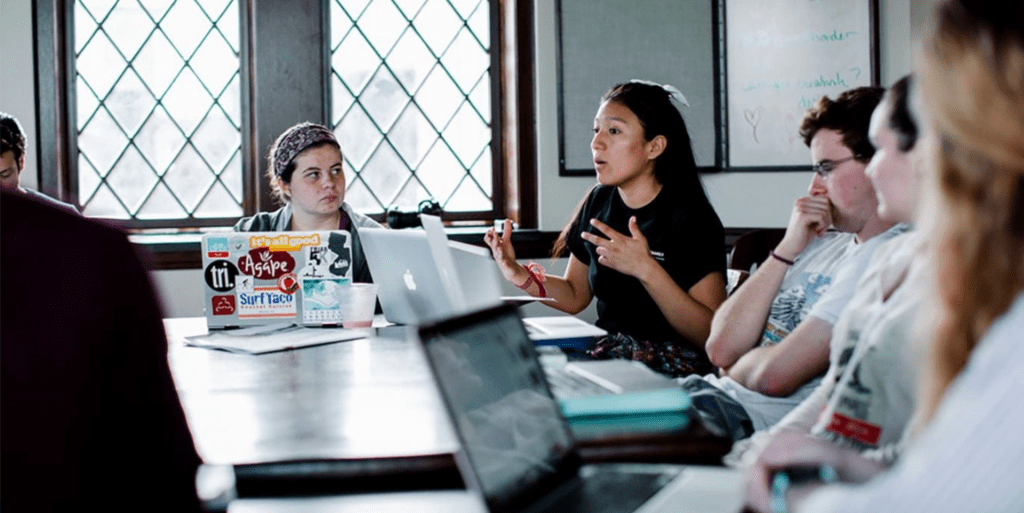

{"left": 185, "top": 322, "right": 371, "bottom": 354}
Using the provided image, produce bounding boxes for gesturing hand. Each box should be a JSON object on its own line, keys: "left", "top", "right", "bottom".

{"left": 579, "top": 216, "right": 655, "bottom": 279}
{"left": 483, "top": 219, "right": 523, "bottom": 282}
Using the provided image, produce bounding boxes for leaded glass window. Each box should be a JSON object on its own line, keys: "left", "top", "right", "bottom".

{"left": 330, "top": 0, "right": 493, "bottom": 216}
{"left": 74, "top": 0, "right": 242, "bottom": 221}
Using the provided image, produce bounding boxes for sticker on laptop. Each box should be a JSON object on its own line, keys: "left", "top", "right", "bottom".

{"left": 206, "top": 237, "right": 229, "bottom": 258}
{"left": 238, "top": 247, "right": 296, "bottom": 280}
{"left": 205, "top": 260, "right": 239, "bottom": 292}
{"left": 326, "top": 232, "right": 353, "bottom": 279}
{"left": 299, "top": 245, "right": 333, "bottom": 279}
{"left": 237, "top": 286, "right": 297, "bottom": 319}
{"left": 211, "top": 295, "right": 236, "bottom": 316}
{"left": 301, "top": 277, "right": 349, "bottom": 324}
{"left": 278, "top": 273, "right": 299, "bottom": 294}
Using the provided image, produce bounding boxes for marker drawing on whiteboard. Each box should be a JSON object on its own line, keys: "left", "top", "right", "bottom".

{"left": 744, "top": 106, "right": 764, "bottom": 143}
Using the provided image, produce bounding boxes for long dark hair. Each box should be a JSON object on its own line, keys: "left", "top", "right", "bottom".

{"left": 552, "top": 81, "right": 709, "bottom": 257}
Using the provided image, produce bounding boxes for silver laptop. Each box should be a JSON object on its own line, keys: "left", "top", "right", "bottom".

{"left": 359, "top": 226, "right": 503, "bottom": 325}
{"left": 200, "top": 231, "right": 357, "bottom": 329}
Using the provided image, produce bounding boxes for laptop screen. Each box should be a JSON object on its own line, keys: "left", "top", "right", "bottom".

{"left": 419, "top": 305, "right": 579, "bottom": 510}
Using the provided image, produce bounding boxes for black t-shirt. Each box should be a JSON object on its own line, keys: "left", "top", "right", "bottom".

{"left": 567, "top": 185, "right": 725, "bottom": 343}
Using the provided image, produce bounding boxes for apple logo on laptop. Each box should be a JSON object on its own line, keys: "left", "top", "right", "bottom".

{"left": 403, "top": 270, "right": 417, "bottom": 291}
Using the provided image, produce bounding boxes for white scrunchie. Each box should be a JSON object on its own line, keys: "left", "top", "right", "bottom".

{"left": 629, "top": 79, "right": 690, "bottom": 107}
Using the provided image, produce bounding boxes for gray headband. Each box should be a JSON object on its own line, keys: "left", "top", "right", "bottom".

{"left": 273, "top": 123, "right": 338, "bottom": 177}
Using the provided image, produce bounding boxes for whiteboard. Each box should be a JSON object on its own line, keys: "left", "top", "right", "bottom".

{"left": 725, "top": 0, "right": 876, "bottom": 168}
{"left": 557, "top": 0, "right": 718, "bottom": 175}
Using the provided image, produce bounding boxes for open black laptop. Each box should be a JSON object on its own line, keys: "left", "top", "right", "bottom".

{"left": 415, "top": 303, "right": 743, "bottom": 513}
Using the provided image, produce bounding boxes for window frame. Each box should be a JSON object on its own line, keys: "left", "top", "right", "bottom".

{"left": 33, "top": 0, "right": 536, "bottom": 232}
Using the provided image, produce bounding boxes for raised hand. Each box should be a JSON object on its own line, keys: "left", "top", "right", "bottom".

{"left": 579, "top": 216, "right": 655, "bottom": 279}
{"left": 483, "top": 219, "right": 524, "bottom": 282}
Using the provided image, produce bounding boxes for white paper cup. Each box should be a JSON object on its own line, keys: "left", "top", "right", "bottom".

{"left": 337, "top": 283, "right": 378, "bottom": 328}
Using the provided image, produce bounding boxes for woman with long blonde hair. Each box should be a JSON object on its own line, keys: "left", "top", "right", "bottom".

{"left": 744, "top": 1, "right": 1024, "bottom": 511}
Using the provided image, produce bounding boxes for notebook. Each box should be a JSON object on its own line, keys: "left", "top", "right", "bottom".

{"left": 416, "top": 303, "right": 745, "bottom": 513}
{"left": 200, "top": 231, "right": 359, "bottom": 329}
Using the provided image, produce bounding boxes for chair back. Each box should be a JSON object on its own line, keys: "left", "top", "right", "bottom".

{"left": 728, "top": 229, "right": 786, "bottom": 273}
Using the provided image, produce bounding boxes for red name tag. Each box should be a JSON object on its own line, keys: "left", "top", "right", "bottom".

{"left": 826, "top": 412, "right": 881, "bottom": 446}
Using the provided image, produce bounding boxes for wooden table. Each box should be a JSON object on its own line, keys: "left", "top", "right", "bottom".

{"left": 165, "top": 316, "right": 730, "bottom": 498}
{"left": 165, "top": 318, "right": 458, "bottom": 466}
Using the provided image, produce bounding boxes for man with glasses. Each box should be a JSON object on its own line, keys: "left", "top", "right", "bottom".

{"left": 678, "top": 87, "right": 909, "bottom": 441}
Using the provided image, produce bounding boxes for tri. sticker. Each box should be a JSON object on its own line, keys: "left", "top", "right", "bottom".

{"left": 205, "top": 260, "right": 239, "bottom": 292}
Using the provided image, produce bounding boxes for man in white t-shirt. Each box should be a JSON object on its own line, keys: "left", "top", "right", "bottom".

{"left": 680, "top": 86, "right": 902, "bottom": 440}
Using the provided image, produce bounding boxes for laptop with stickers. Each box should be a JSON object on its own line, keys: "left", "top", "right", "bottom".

{"left": 200, "top": 231, "right": 358, "bottom": 329}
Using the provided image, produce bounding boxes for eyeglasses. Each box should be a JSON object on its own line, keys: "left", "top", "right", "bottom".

{"left": 812, "top": 155, "right": 863, "bottom": 178}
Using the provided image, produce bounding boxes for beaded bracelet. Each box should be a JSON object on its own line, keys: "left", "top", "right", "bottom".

{"left": 516, "top": 261, "right": 547, "bottom": 298}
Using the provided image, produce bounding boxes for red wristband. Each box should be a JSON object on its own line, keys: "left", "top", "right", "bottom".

{"left": 516, "top": 262, "right": 547, "bottom": 298}
{"left": 770, "top": 250, "right": 795, "bottom": 266}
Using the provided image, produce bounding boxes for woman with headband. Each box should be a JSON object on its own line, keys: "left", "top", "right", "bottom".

{"left": 485, "top": 81, "right": 727, "bottom": 377}
{"left": 234, "top": 122, "right": 383, "bottom": 283}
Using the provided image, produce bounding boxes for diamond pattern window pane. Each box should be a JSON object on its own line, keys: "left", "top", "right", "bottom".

{"left": 337, "top": 107, "right": 383, "bottom": 170}
{"left": 77, "top": 31, "right": 126, "bottom": 99}
{"left": 389, "top": 104, "right": 435, "bottom": 167}
{"left": 104, "top": 0, "right": 155, "bottom": 58}
{"left": 191, "top": 33, "right": 238, "bottom": 94}
{"left": 333, "top": 32, "right": 381, "bottom": 97}
{"left": 387, "top": 31, "right": 435, "bottom": 92}
{"left": 74, "top": 8, "right": 99, "bottom": 54}
{"left": 162, "top": 1, "right": 211, "bottom": 57}
{"left": 139, "top": 0, "right": 174, "bottom": 21}
{"left": 80, "top": 0, "right": 117, "bottom": 24}
{"left": 442, "top": 28, "right": 488, "bottom": 93}
{"left": 361, "top": 68, "right": 408, "bottom": 130}
{"left": 74, "top": 0, "right": 241, "bottom": 222}
{"left": 394, "top": 0, "right": 427, "bottom": 19}
{"left": 135, "top": 106, "right": 187, "bottom": 173}
{"left": 358, "top": 0, "right": 407, "bottom": 56}
{"left": 107, "top": 145, "right": 159, "bottom": 212}
{"left": 444, "top": 103, "right": 489, "bottom": 167}
{"left": 332, "top": 0, "right": 491, "bottom": 216}
{"left": 76, "top": 75, "right": 100, "bottom": 131}
{"left": 338, "top": 0, "right": 372, "bottom": 20}
{"left": 360, "top": 145, "right": 410, "bottom": 208}
{"left": 414, "top": 0, "right": 463, "bottom": 55}
{"left": 134, "top": 31, "right": 185, "bottom": 97}
{"left": 106, "top": 70, "right": 157, "bottom": 135}
{"left": 164, "top": 144, "right": 216, "bottom": 211}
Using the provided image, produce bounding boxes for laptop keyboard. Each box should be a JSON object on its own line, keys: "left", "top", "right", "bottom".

{"left": 537, "top": 466, "right": 674, "bottom": 513}
{"left": 543, "top": 365, "right": 615, "bottom": 398}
